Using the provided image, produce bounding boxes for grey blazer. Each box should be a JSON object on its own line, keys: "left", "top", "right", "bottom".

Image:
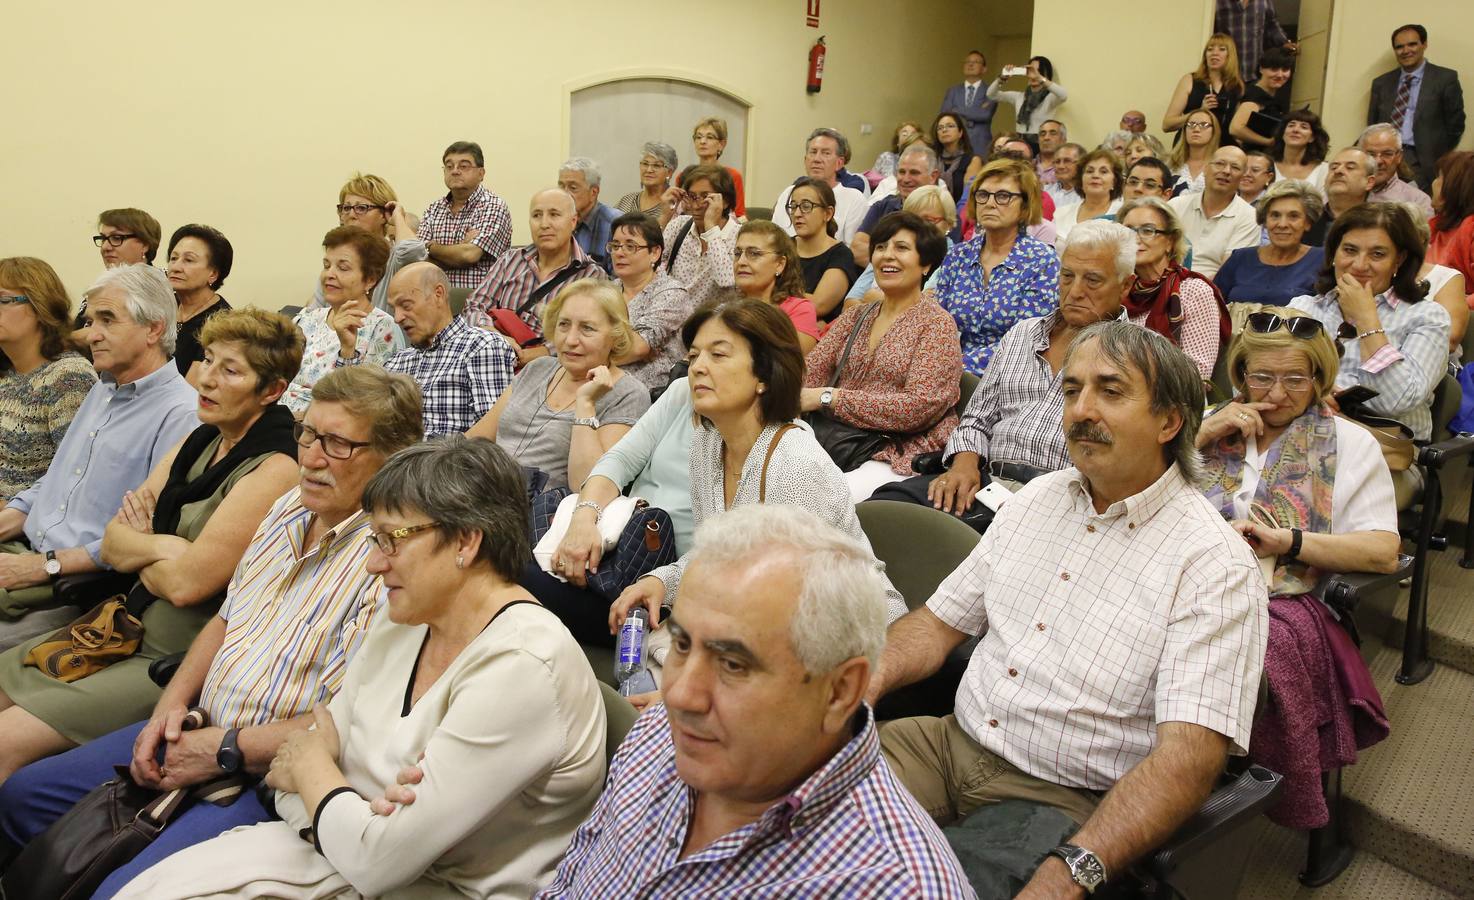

{"left": 1367, "top": 62, "right": 1465, "bottom": 177}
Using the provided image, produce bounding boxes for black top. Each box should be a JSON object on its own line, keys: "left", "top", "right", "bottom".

{"left": 174, "top": 296, "right": 231, "bottom": 376}
{"left": 1184, "top": 79, "right": 1242, "bottom": 141}
{"left": 1240, "top": 84, "right": 1288, "bottom": 143}
{"left": 799, "top": 243, "right": 859, "bottom": 323}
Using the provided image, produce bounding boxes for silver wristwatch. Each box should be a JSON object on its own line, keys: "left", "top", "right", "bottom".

{"left": 819, "top": 388, "right": 835, "bottom": 409}
{"left": 573, "top": 415, "right": 600, "bottom": 429}
{"left": 1049, "top": 843, "right": 1106, "bottom": 893}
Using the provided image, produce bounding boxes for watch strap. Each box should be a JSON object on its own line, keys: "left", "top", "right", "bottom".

{"left": 1288, "top": 527, "right": 1303, "bottom": 560}
{"left": 44, "top": 550, "right": 60, "bottom": 580}
{"left": 1049, "top": 843, "right": 1107, "bottom": 892}
{"left": 217, "top": 727, "right": 243, "bottom": 774}
{"left": 573, "top": 415, "right": 600, "bottom": 429}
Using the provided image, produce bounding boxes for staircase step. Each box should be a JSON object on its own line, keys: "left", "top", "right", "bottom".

{"left": 1236, "top": 819, "right": 1459, "bottom": 899}
{"left": 1359, "top": 551, "right": 1474, "bottom": 677}
{"left": 1338, "top": 646, "right": 1474, "bottom": 896}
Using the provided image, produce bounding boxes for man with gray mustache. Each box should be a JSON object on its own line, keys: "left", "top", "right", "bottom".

{"left": 867, "top": 317, "right": 1265, "bottom": 898}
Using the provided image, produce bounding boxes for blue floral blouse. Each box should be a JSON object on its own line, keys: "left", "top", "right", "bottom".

{"left": 931, "top": 233, "right": 1060, "bottom": 374}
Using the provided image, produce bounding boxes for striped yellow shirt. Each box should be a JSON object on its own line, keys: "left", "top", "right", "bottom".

{"left": 199, "top": 487, "right": 383, "bottom": 729}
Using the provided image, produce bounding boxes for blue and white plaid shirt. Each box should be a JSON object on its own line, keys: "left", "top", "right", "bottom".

{"left": 353, "top": 315, "right": 514, "bottom": 437}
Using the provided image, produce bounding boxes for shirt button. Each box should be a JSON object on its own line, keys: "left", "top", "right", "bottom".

{"left": 1128, "top": 522, "right": 1136, "bottom": 529}
{"left": 58, "top": 504, "right": 66, "bottom": 512}
{"left": 1060, "top": 572, "right": 1070, "bottom": 581}
{"left": 1086, "top": 524, "right": 1096, "bottom": 533}
{"left": 89, "top": 431, "right": 96, "bottom": 437}
{"left": 1036, "top": 622, "right": 1046, "bottom": 631}
{"left": 74, "top": 468, "right": 83, "bottom": 475}
{"left": 1008, "top": 667, "right": 1019, "bottom": 677}
{"left": 989, "top": 719, "right": 1000, "bottom": 728}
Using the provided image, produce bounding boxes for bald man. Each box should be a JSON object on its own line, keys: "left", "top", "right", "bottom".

{"left": 463, "top": 188, "right": 608, "bottom": 367}
{"left": 1169, "top": 146, "right": 1260, "bottom": 278}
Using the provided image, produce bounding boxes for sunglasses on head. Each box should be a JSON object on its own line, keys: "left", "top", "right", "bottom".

{"left": 1245, "top": 312, "right": 1356, "bottom": 343}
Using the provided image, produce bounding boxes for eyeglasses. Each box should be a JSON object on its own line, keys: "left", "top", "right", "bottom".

{"left": 93, "top": 233, "right": 138, "bottom": 247}
{"left": 337, "top": 203, "right": 384, "bottom": 216}
{"left": 1121, "top": 116, "right": 1146, "bottom": 126}
{"left": 1127, "top": 224, "right": 1169, "bottom": 239}
{"left": 974, "top": 189, "right": 1022, "bottom": 207}
{"left": 366, "top": 522, "right": 441, "bottom": 556}
{"left": 443, "top": 162, "right": 480, "bottom": 172}
{"left": 605, "top": 241, "right": 651, "bottom": 255}
{"left": 1125, "top": 177, "right": 1164, "bottom": 191}
{"left": 1185, "top": 121, "right": 1215, "bottom": 131}
{"left": 638, "top": 160, "right": 669, "bottom": 170}
{"left": 1245, "top": 371, "right": 1315, "bottom": 393}
{"left": 0, "top": 294, "right": 31, "bottom": 307}
{"left": 732, "top": 247, "right": 777, "bottom": 261}
{"left": 293, "top": 421, "right": 373, "bottom": 460}
{"left": 785, "top": 200, "right": 831, "bottom": 215}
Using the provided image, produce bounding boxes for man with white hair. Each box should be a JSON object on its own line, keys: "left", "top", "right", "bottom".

{"left": 558, "top": 158, "right": 620, "bottom": 274}
{"left": 871, "top": 320, "right": 1264, "bottom": 898}
{"left": 1168, "top": 146, "right": 1260, "bottom": 278}
{"left": 1360, "top": 124, "right": 1434, "bottom": 219}
{"left": 1311, "top": 147, "right": 1375, "bottom": 247}
{"left": 0, "top": 265, "right": 198, "bottom": 647}
{"left": 1035, "top": 120, "right": 1067, "bottom": 186}
{"left": 536, "top": 504, "right": 973, "bottom": 897}
{"left": 852, "top": 143, "right": 942, "bottom": 267}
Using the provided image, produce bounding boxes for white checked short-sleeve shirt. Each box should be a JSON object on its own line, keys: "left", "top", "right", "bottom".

{"left": 928, "top": 465, "right": 1266, "bottom": 791}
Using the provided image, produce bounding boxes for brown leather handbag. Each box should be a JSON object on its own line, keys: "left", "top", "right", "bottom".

{"left": 23, "top": 595, "right": 145, "bottom": 683}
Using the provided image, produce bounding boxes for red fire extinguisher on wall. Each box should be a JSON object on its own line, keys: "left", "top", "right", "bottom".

{"left": 807, "top": 36, "right": 826, "bottom": 94}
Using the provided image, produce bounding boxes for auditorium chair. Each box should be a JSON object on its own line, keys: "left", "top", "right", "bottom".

{"left": 448, "top": 287, "right": 470, "bottom": 318}
{"left": 597, "top": 682, "right": 638, "bottom": 764}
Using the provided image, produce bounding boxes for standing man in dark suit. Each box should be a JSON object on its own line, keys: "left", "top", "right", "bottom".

{"left": 939, "top": 50, "right": 997, "bottom": 159}
{"left": 1367, "top": 23, "right": 1465, "bottom": 191}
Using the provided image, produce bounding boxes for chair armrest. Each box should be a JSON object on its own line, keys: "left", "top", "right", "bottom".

{"left": 53, "top": 571, "right": 136, "bottom": 609}
{"left": 148, "top": 652, "right": 186, "bottom": 687}
{"left": 1147, "top": 765, "right": 1283, "bottom": 880}
{"left": 1419, "top": 433, "right": 1474, "bottom": 468}
{"left": 1320, "top": 555, "right": 1414, "bottom": 614}
{"left": 912, "top": 451, "right": 945, "bottom": 475}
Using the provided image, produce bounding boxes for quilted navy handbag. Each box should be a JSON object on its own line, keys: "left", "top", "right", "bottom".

{"left": 529, "top": 488, "right": 678, "bottom": 601}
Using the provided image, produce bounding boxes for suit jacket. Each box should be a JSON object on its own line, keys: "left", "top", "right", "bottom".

{"left": 940, "top": 82, "right": 997, "bottom": 155}
{"left": 1368, "top": 62, "right": 1466, "bottom": 167}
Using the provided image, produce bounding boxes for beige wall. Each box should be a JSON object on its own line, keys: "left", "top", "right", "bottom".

{"left": 0, "top": 1, "right": 1017, "bottom": 312}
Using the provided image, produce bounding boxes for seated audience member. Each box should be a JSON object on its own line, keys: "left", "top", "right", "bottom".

{"left": 870, "top": 321, "right": 1264, "bottom": 897}
{"left": 931, "top": 112, "right": 984, "bottom": 205}
{"left": 1288, "top": 203, "right": 1450, "bottom": 440}
{"left": 987, "top": 56, "right": 1068, "bottom": 140}
{"left": 599, "top": 299, "right": 906, "bottom": 631}
{"left": 732, "top": 221, "right": 822, "bottom": 353}
{"left": 1100, "top": 130, "right": 1133, "bottom": 159}
{"left": 95, "top": 208, "right": 162, "bottom": 270}
{"left": 1405, "top": 204, "right": 1470, "bottom": 352}
{"left": 467, "top": 279, "right": 650, "bottom": 491}
{"left": 1125, "top": 134, "right": 1167, "bottom": 169}
{"left": 558, "top": 157, "right": 621, "bottom": 274}
{"left": 285, "top": 226, "right": 401, "bottom": 415}
{"left": 603, "top": 213, "right": 695, "bottom": 394}
{"left": 1360, "top": 124, "right": 1436, "bottom": 220}
{"left": 1121, "top": 110, "right": 1148, "bottom": 135}
{"left": 1240, "top": 149, "right": 1278, "bottom": 204}
{"left": 113, "top": 437, "right": 605, "bottom": 900}
{"left": 871, "top": 221, "right": 1134, "bottom": 522}
{"left": 847, "top": 186, "right": 958, "bottom": 301}
{"left": 960, "top": 138, "right": 1057, "bottom": 242}
{"left": 865, "top": 122, "right": 926, "bottom": 201}
{"left": 1429, "top": 151, "right": 1474, "bottom": 293}
{"left": 618, "top": 142, "right": 681, "bottom": 223}
{"left": 308, "top": 173, "right": 427, "bottom": 314}
{"left": 788, "top": 178, "right": 859, "bottom": 323}
{"left": 684, "top": 117, "right": 746, "bottom": 217}
{"left": 1230, "top": 47, "right": 1295, "bottom": 147}
{"left": 1215, "top": 180, "right": 1326, "bottom": 306}
{"left": 1124, "top": 157, "right": 1176, "bottom": 202}
{"left": 771, "top": 129, "right": 868, "bottom": 243}
{"left": 1054, "top": 149, "right": 1123, "bottom": 248}
{"left": 1272, "top": 110, "right": 1331, "bottom": 192}
{"left": 367, "top": 262, "right": 515, "bottom": 437}
{"left": 1036, "top": 119, "right": 1067, "bottom": 184}
{"left": 0, "top": 259, "right": 96, "bottom": 503}
{"left": 0, "top": 367, "right": 421, "bottom": 896}
{"left": 1169, "top": 146, "right": 1261, "bottom": 279}
{"left": 661, "top": 164, "right": 739, "bottom": 309}
{"left": 0, "top": 265, "right": 197, "bottom": 648}
{"left": 802, "top": 213, "right": 961, "bottom": 502}
{"left": 853, "top": 144, "right": 942, "bottom": 268}
{"left": 536, "top": 505, "right": 972, "bottom": 898}
{"left": 1317, "top": 148, "right": 1376, "bottom": 248}
{"left": 418, "top": 141, "right": 513, "bottom": 291}
{"left": 0, "top": 309, "right": 302, "bottom": 781}
{"left": 1164, "top": 33, "right": 1244, "bottom": 139}
{"left": 1120, "top": 198, "right": 1231, "bottom": 381}
{"left": 165, "top": 224, "right": 233, "bottom": 385}
{"left": 1169, "top": 108, "right": 1223, "bottom": 195}
{"left": 464, "top": 188, "right": 606, "bottom": 367}
{"left": 1044, "top": 142, "right": 1085, "bottom": 209}
{"left": 933, "top": 158, "right": 1060, "bottom": 374}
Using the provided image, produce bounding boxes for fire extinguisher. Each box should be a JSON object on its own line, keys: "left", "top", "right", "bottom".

{"left": 807, "top": 36, "right": 826, "bottom": 94}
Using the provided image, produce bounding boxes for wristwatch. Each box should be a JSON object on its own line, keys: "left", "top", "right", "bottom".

{"left": 573, "top": 415, "right": 601, "bottom": 429}
{"left": 44, "top": 550, "right": 62, "bottom": 580}
{"left": 1049, "top": 843, "right": 1107, "bottom": 893}
{"left": 217, "top": 727, "right": 244, "bottom": 774}
{"left": 819, "top": 388, "right": 835, "bottom": 409}
{"left": 1287, "top": 527, "right": 1304, "bottom": 561}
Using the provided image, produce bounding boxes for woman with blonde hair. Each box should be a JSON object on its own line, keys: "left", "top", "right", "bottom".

{"left": 1164, "top": 33, "right": 1245, "bottom": 138}
{"left": 685, "top": 117, "right": 746, "bottom": 217}
{"left": 1168, "top": 108, "right": 1223, "bottom": 195}
{"left": 309, "top": 172, "right": 427, "bottom": 314}
{"left": 468, "top": 279, "right": 650, "bottom": 490}
{"left": 0, "top": 259, "right": 97, "bottom": 502}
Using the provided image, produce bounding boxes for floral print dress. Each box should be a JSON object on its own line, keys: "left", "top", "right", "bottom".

{"left": 930, "top": 233, "right": 1060, "bottom": 374}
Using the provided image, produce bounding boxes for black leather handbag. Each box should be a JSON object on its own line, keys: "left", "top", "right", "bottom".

{"left": 530, "top": 488, "right": 678, "bottom": 602}
{"left": 807, "top": 304, "right": 899, "bottom": 472}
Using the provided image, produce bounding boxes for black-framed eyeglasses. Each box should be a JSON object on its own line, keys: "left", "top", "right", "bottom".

{"left": 293, "top": 421, "right": 373, "bottom": 460}
{"left": 93, "top": 233, "right": 138, "bottom": 248}
{"left": 0, "top": 294, "right": 31, "bottom": 307}
{"left": 785, "top": 200, "right": 831, "bottom": 215}
{"left": 337, "top": 203, "right": 384, "bottom": 216}
{"left": 1127, "top": 224, "right": 1169, "bottom": 239}
{"left": 605, "top": 241, "right": 651, "bottom": 255}
{"left": 974, "top": 189, "right": 1022, "bottom": 207}
{"left": 366, "top": 521, "right": 441, "bottom": 556}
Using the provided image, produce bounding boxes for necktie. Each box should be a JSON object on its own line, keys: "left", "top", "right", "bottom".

{"left": 965, "top": 83, "right": 976, "bottom": 108}
{"left": 1391, "top": 73, "right": 1413, "bottom": 131}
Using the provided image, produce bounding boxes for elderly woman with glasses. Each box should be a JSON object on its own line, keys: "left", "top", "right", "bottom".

{"left": 616, "top": 141, "right": 679, "bottom": 225}
{"left": 1119, "top": 196, "right": 1230, "bottom": 381}
{"left": 306, "top": 173, "right": 427, "bottom": 315}
{"left": 111, "top": 436, "right": 607, "bottom": 900}
{"left": 1214, "top": 180, "right": 1326, "bottom": 307}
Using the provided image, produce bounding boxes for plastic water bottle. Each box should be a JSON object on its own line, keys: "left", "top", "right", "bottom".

{"left": 615, "top": 608, "right": 648, "bottom": 687}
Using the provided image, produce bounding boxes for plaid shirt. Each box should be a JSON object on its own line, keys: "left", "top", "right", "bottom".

{"left": 344, "top": 315, "right": 514, "bottom": 437}
{"left": 944, "top": 310, "right": 1128, "bottom": 471}
{"left": 463, "top": 242, "right": 607, "bottom": 334}
{"left": 536, "top": 704, "right": 975, "bottom": 899}
{"left": 417, "top": 185, "right": 513, "bottom": 289}
{"left": 1214, "top": 0, "right": 1288, "bottom": 82}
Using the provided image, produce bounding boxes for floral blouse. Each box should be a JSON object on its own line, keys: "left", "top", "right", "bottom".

{"left": 285, "top": 306, "right": 402, "bottom": 414}
{"left": 931, "top": 233, "right": 1060, "bottom": 374}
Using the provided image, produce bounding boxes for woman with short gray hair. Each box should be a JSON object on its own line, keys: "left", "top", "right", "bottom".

{"left": 616, "top": 141, "right": 679, "bottom": 226}
{"left": 114, "top": 435, "right": 607, "bottom": 899}
{"left": 1213, "top": 179, "right": 1325, "bottom": 307}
